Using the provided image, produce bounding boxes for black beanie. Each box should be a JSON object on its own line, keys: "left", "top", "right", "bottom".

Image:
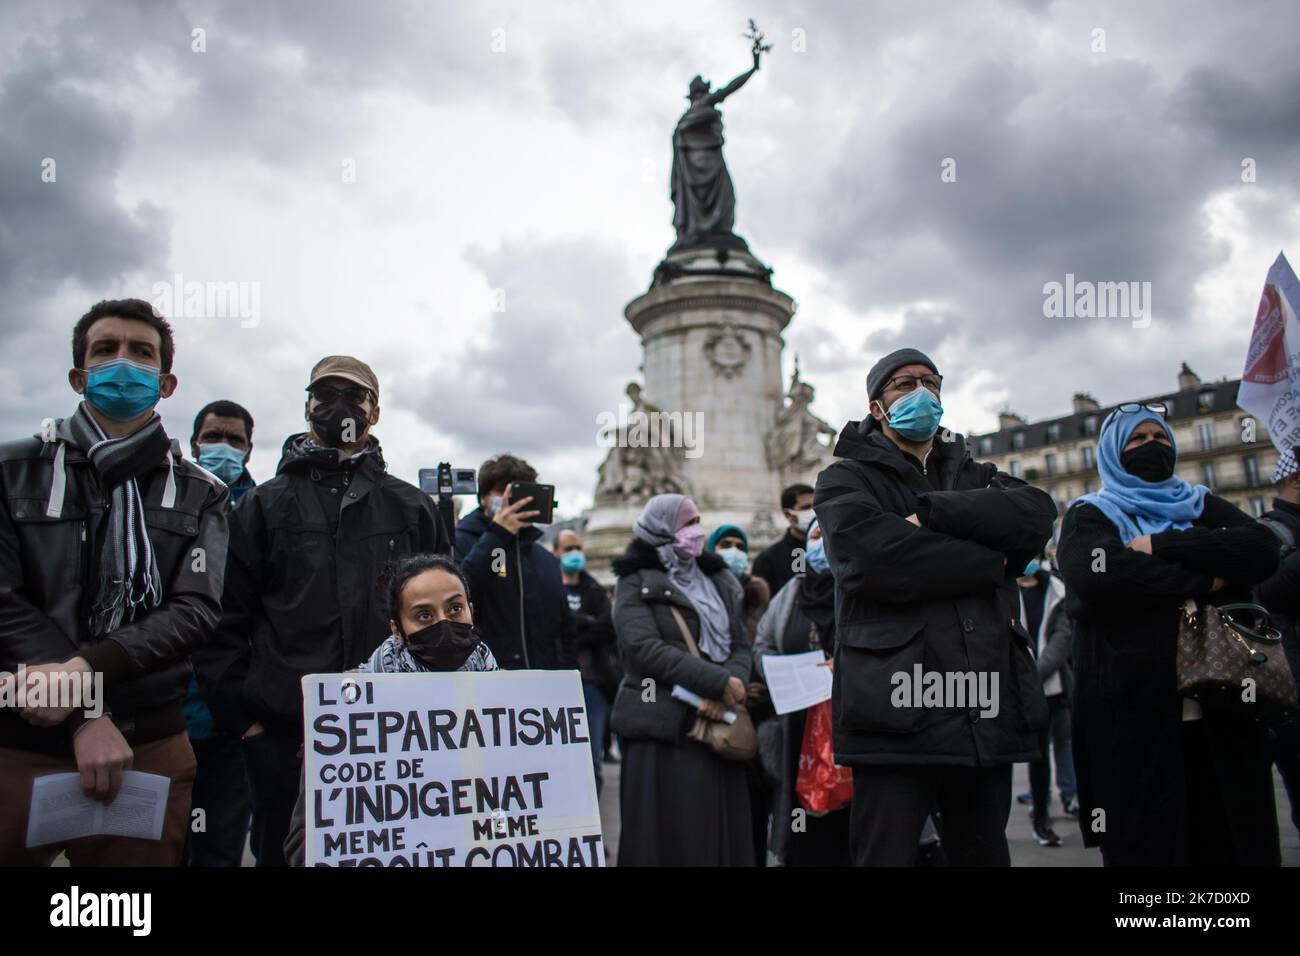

{"left": 866, "top": 348, "right": 939, "bottom": 401}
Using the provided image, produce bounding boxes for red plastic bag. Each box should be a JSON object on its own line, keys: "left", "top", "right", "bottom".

{"left": 795, "top": 699, "right": 853, "bottom": 815}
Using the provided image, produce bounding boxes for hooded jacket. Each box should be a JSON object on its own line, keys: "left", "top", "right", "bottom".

{"left": 813, "top": 417, "right": 1057, "bottom": 767}
{"left": 454, "top": 507, "right": 576, "bottom": 670}
{"left": 608, "top": 538, "right": 750, "bottom": 745}
{"left": 194, "top": 433, "right": 448, "bottom": 735}
{"left": 0, "top": 416, "right": 229, "bottom": 754}
{"left": 1017, "top": 570, "right": 1075, "bottom": 700}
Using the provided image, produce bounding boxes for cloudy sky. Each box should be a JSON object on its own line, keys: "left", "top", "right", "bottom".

{"left": 3, "top": 0, "right": 1299, "bottom": 514}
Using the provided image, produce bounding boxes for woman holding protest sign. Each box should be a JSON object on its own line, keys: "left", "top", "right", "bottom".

{"left": 610, "top": 493, "right": 754, "bottom": 866}
{"left": 283, "top": 554, "right": 498, "bottom": 865}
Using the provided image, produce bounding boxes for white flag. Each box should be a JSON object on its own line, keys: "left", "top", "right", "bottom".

{"left": 1238, "top": 251, "right": 1300, "bottom": 475}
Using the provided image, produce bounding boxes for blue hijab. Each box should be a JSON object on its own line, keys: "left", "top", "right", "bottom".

{"left": 1072, "top": 407, "right": 1209, "bottom": 544}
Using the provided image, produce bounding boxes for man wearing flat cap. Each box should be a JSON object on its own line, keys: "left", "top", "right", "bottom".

{"left": 195, "top": 355, "right": 449, "bottom": 865}
{"left": 813, "top": 347, "right": 1057, "bottom": 865}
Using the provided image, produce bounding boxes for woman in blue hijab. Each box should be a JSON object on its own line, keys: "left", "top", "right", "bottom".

{"left": 1057, "top": 403, "right": 1281, "bottom": 866}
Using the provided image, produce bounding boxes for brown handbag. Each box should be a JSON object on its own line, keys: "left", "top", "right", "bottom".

{"left": 668, "top": 605, "right": 758, "bottom": 761}
{"left": 1176, "top": 600, "right": 1300, "bottom": 720}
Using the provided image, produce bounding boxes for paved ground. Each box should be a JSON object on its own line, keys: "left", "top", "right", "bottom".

{"left": 597, "top": 753, "right": 1300, "bottom": 867}
{"left": 58, "top": 749, "right": 1279, "bottom": 868}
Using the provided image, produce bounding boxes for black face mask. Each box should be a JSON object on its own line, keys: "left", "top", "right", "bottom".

{"left": 1120, "top": 440, "right": 1176, "bottom": 483}
{"left": 310, "top": 398, "right": 366, "bottom": 448}
{"left": 403, "top": 619, "right": 480, "bottom": 671}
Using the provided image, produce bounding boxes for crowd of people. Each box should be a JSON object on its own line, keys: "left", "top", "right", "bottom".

{"left": 0, "top": 300, "right": 1297, "bottom": 867}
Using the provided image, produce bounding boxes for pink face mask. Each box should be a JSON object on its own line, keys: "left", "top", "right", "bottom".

{"left": 673, "top": 523, "right": 706, "bottom": 559}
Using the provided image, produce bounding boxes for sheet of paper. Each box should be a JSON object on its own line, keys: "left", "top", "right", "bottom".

{"left": 26, "top": 771, "right": 170, "bottom": 848}
{"left": 670, "top": 685, "right": 737, "bottom": 724}
{"left": 762, "top": 650, "right": 833, "bottom": 715}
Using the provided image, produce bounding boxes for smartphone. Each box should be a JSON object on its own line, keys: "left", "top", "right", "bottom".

{"left": 418, "top": 466, "right": 477, "bottom": 496}
{"left": 506, "top": 481, "right": 556, "bottom": 525}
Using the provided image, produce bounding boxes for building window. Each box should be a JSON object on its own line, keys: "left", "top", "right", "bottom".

{"left": 1200, "top": 461, "right": 1216, "bottom": 488}
{"left": 1044, "top": 453, "right": 1057, "bottom": 476}
{"left": 1249, "top": 497, "right": 1266, "bottom": 517}
{"left": 1243, "top": 455, "right": 1260, "bottom": 487}
{"left": 1197, "top": 389, "right": 1216, "bottom": 413}
{"left": 979, "top": 436, "right": 993, "bottom": 456}
{"left": 1083, "top": 416, "right": 1098, "bottom": 436}
{"left": 1046, "top": 423, "right": 1060, "bottom": 443}
{"left": 1081, "top": 445, "right": 1094, "bottom": 469}
{"left": 1009, "top": 460, "right": 1021, "bottom": 478}
{"left": 1083, "top": 479, "right": 1096, "bottom": 494}
{"left": 1011, "top": 431, "right": 1026, "bottom": 450}
{"left": 1197, "top": 423, "right": 1213, "bottom": 451}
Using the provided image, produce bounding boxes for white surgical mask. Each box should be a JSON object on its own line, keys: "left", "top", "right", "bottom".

{"left": 790, "top": 508, "right": 815, "bottom": 532}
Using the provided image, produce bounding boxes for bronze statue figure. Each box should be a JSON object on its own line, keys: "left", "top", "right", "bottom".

{"left": 668, "top": 25, "right": 768, "bottom": 254}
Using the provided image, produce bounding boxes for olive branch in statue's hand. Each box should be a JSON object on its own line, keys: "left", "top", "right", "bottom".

{"left": 744, "top": 18, "right": 772, "bottom": 67}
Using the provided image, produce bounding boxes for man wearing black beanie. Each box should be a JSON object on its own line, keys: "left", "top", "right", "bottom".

{"left": 813, "top": 347, "right": 1058, "bottom": 866}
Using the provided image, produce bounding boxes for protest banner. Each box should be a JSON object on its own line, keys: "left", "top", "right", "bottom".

{"left": 302, "top": 670, "right": 604, "bottom": 866}
{"left": 1239, "top": 251, "right": 1300, "bottom": 463}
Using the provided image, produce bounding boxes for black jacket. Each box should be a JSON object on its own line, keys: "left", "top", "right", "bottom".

{"left": 752, "top": 529, "right": 803, "bottom": 595}
{"left": 1018, "top": 570, "right": 1075, "bottom": 702}
{"left": 454, "top": 507, "right": 576, "bottom": 670}
{"left": 0, "top": 417, "right": 229, "bottom": 753}
{"left": 1057, "top": 495, "right": 1280, "bottom": 864}
{"left": 608, "top": 539, "right": 751, "bottom": 744}
{"left": 813, "top": 418, "right": 1057, "bottom": 767}
{"left": 194, "top": 434, "right": 448, "bottom": 735}
{"left": 1257, "top": 498, "right": 1300, "bottom": 683}
{"left": 567, "top": 570, "right": 619, "bottom": 696}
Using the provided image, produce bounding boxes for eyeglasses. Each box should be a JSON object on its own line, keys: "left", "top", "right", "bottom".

{"left": 885, "top": 373, "right": 943, "bottom": 394}
{"left": 1114, "top": 401, "right": 1168, "bottom": 419}
{"left": 308, "top": 384, "right": 372, "bottom": 405}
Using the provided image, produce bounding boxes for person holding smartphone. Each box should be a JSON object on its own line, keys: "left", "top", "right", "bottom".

{"left": 454, "top": 453, "right": 577, "bottom": 671}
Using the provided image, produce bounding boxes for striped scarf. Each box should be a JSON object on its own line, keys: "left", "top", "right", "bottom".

{"left": 65, "top": 403, "right": 172, "bottom": 635}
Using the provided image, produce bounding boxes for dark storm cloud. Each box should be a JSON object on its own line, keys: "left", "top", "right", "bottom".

{"left": 420, "top": 236, "right": 642, "bottom": 462}
{"left": 5, "top": 0, "right": 1300, "bottom": 485}
{"left": 759, "top": 0, "right": 1300, "bottom": 421}
{"left": 0, "top": 48, "right": 170, "bottom": 302}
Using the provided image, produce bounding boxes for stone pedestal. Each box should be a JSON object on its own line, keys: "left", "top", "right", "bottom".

{"left": 584, "top": 250, "right": 798, "bottom": 582}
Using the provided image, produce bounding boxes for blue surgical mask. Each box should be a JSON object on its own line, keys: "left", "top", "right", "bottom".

{"left": 485, "top": 496, "right": 502, "bottom": 517}
{"left": 806, "top": 536, "right": 830, "bottom": 574}
{"left": 560, "top": 551, "right": 586, "bottom": 574}
{"left": 882, "top": 387, "right": 943, "bottom": 441}
{"left": 197, "top": 443, "right": 246, "bottom": 484}
{"left": 717, "top": 546, "right": 749, "bottom": 579}
{"left": 1023, "top": 560, "right": 1041, "bottom": 577}
{"left": 83, "top": 358, "right": 161, "bottom": 420}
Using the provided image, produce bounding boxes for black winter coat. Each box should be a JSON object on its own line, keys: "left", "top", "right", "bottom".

{"left": 813, "top": 418, "right": 1057, "bottom": 767}
{"left": 194, "top": 435, "right": 448, "bottom": 735}
{"left": 1057, "top": 495, "right": 1280, "bottom": 864}
{"left": 1257, "top": 498, "right": 1300, "bottom": 683}
{"left": 455, "top": 507, "right": 576, "bottom": 670}
{"left": 567, "top": 570, "right": 619, "bottom": 697}
{"left": 609, "top": 539, "right": 751, "bottom": 745}
{"left": 0, "top": 417, "right": 229, "bottom": 753}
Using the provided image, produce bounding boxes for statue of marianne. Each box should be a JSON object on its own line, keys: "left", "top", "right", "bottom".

{"left": 668, "top": 46, "right": 761, "bottom": 254}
